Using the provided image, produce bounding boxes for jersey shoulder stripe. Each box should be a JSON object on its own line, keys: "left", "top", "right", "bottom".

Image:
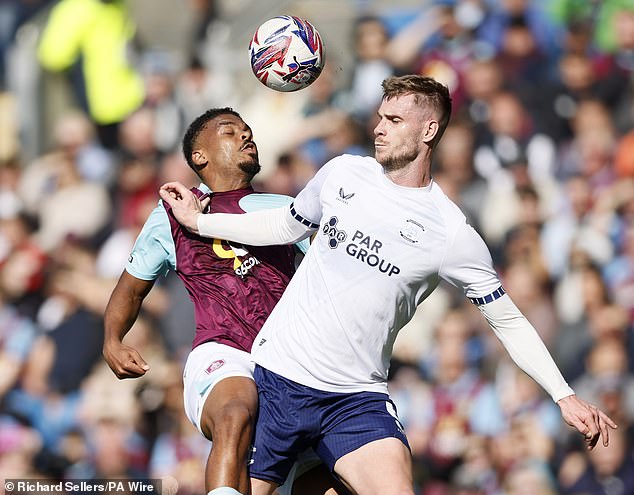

{"left": 239, "top": 192, "right": 294, "bottom": 211}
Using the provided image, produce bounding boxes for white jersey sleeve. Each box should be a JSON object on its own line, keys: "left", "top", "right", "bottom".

{"left": 239, "top": 193, "right": 311, "bottom": 254}
{"left": 440, "top": 220, "right": 574, "bottom": 402}
{"left": 291, "top": 157, "right": 341, "bottom": 227}
{"left": 439, "top": 221, "right": 502, "bottom": 301}
{"left": 196, "top": 205, "right": 312, "bottom": 246}
{"left": 196, "top": 161, "right": 342, "bottom": 245}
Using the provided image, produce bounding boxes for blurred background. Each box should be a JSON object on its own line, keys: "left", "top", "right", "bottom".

{"left": 1, "top": 0, "right": 634, "bottom": 494}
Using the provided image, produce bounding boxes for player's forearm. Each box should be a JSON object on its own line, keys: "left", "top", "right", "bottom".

{"left": 103, "top": 272, "right": 154, "bottom": 345}
{"left": 478, "top": 295, "right": 574, "bottom": 402}
{"left": 197, "top": 206, "right": 313, "bottom": 245}
{"left": 104, "top": 293, "right": 142, "bottom": 346}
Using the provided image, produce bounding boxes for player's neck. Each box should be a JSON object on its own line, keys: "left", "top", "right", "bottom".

{"left": 203, "top": 176, "right": 251, "bottom": 193}
{"left": 385, "top": 161, "right": 432, "bottom": 188}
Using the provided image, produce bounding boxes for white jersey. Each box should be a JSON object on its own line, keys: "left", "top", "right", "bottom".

{"left": 251, "top": 155, "right": 503, "bottom": 394}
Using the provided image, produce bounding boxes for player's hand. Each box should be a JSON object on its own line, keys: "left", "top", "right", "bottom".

{"left": 103, "top": 340, "right": 150, "bottom": 379}
{"left": 159, "top": 182, "right": 210, "bottom": 234}
{"left": 557, "top": 394, "right": 617, "bottom": 449}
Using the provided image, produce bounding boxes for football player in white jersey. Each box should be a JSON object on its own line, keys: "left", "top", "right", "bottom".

{"left": 159, "top": 75, "right": 617, "bottom": 495}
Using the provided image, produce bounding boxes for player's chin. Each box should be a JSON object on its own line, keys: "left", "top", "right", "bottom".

{"left": 375, "top": 150, "right": 390, "bottom": 168}
{"left": 239, "top": 160, "right": 262, "bottom": 179}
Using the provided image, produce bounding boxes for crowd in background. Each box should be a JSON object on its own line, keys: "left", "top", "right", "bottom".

{"left": 1, "top": 0, "right": 634, "bottom": 494}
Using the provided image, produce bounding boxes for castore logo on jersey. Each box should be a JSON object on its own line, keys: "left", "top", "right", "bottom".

{"left": 337, "top": 187, "right": 355, "bottom": 204}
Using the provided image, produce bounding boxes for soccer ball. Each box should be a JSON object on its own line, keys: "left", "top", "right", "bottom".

{"left": 249, "top": 15, "right": 325, "bottom": 92}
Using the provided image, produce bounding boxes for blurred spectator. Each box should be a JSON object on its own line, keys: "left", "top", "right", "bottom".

{"left": 447, "top": 435, "right": 499, "bottom": 494}
{"left": 496, "top": 364, "right": 562, "bottom": 439}
{"left": 48, "top": 111, "right": 115, "bottom": 185}
{"left": 112, "top": 108, "right": 163, "bottom": 230}
{"left": 540, "top": 175, "right": 611, "bottom": 280}
{"left": 300, "top": 112, "right": 369, "bottom": 169}
{"left": 551, "top": 0, "right": 634, "bottom": 54}
{"left": 603, "top": 220, "right": 634, "bottom": 317}
{"left": 493, "top": 15, "right": 551, "bottom": 90}
{"left": 386, "top": 1, "right": 485, "bottom": 109}
{"left": 0, "top": 212, "right": 48, "bottom": 317}
{"left": 148, "top": 363, "right": 208, "bottom": 494}
{"left": 339, "top": 15, "right": 394, "bottom": 122}
{"left": 572, "top": 337, "right": 634, "bottom": 424}
{"left": 3, "top": 242, "right": 105, "bottom": 451}
{"left": 253, "top": 151, "right": 316, "bottom": 197}
{"left": 141, "top": 54, "right": 186, "bottom": 154}
{"left": 17, "top": 152, "right": 111, "bottom": 252}
{"left": 13, "top": 110, "right": 113, "bottom": 254}
{"left": 37, "top": 0, "right": 145, "bottom": 149}
{"left": 176, "top": 55, "right": 237, "bottom": 126}
{"left": 556, "top": 99, "right": 617, "bottom": 180}
{"left": 433, "top": 122, "right": 487, "bottom": 230}
{"left": 559, "top": 427, "right": 634, "bottom": 494}
{"left": 553, "top": 255, "right": 611, "bottom": 378}
{"left": 415, "top": 310, "right": 503, "bottom": 490}
{"left": 0, "top": 288, "right": 38, "bottom": 402}
{"left": 0, "top": 0, "right": 53, "bottom": 91}
{"left": 503, "top": 460, "right": 558, "bottom": 495}
{"left": 499, "top": 186, "right": 549, "bottom": 277}
{"left": 0, "top": 416, "right": 43, "bottom": 480}
{"left": 460, "top": 58, "right": 504, "bottom": 125}
{"left": 473, "top": 91, "right": 556, "bottom": 190}
{"left": 564, "top": 302, "right": 632, "bottom": 383}
{"left": 241, "top": 83, "right": 310, "bottom": 174}
{"left": 479, "top": 0, "right": 563, "bottom": 60}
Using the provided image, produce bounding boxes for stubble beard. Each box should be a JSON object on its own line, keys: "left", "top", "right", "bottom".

{"left": 377, "top": 148, "right": 418, "bottom": 173}
{"left": 238, "top": 160, "right": 262, "bottom": 182}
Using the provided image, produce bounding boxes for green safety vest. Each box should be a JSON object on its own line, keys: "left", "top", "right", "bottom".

{"left": 38, "top": 0, "right": 145, "bottom": 124}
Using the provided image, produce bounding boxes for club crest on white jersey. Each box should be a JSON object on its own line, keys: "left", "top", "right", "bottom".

{"left": 399, "top": 219, "right": 425, "bottom": 244}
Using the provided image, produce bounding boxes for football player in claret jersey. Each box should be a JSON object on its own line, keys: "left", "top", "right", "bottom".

{"left": 160, "top": 76, "right": 618, "bottom": 495}
{"left": 103, "top": 108, "right": 341, "bottom": 495}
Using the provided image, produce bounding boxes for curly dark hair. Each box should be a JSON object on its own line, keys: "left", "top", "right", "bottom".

{"left": 182, "top": 107, "right": 242, "bottom": 172}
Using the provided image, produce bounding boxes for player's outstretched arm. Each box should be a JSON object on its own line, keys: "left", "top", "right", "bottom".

{"left": 103, "top": 271, "right": 154, "bottom": 379}
{"left": 557, "top": 394, "right": 618, "bottom": 450}
{"left": 477, "top": 294, "right": 617, "bottom": 448}
{"left": 159, "top": 181, "right": 314, "bottom": 245}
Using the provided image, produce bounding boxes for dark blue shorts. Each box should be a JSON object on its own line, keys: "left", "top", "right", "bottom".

{"left": 250, "top": 365, "right": 410, "bottom": 485}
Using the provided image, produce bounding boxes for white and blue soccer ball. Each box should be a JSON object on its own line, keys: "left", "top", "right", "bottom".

{"left": 249, "top": 15, "right": 325, "bottom": 92}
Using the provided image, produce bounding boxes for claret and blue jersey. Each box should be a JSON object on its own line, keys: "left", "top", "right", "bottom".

{"left": 126, "top": 184, "right": 308, "bottom": 353}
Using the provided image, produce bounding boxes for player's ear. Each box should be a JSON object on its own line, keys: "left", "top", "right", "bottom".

{"left": 422, "top": 120, "right": 439, "bottom": 144}
{"left": 192, "top": 150, "right": 208, "bottom": 167}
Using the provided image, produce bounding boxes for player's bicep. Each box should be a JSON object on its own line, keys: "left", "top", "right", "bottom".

{"left": 126, "top": 204, "right": 175, "bottom": 280}
{"left": 439, "top": 222, "right": 503, "bottom": 303}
